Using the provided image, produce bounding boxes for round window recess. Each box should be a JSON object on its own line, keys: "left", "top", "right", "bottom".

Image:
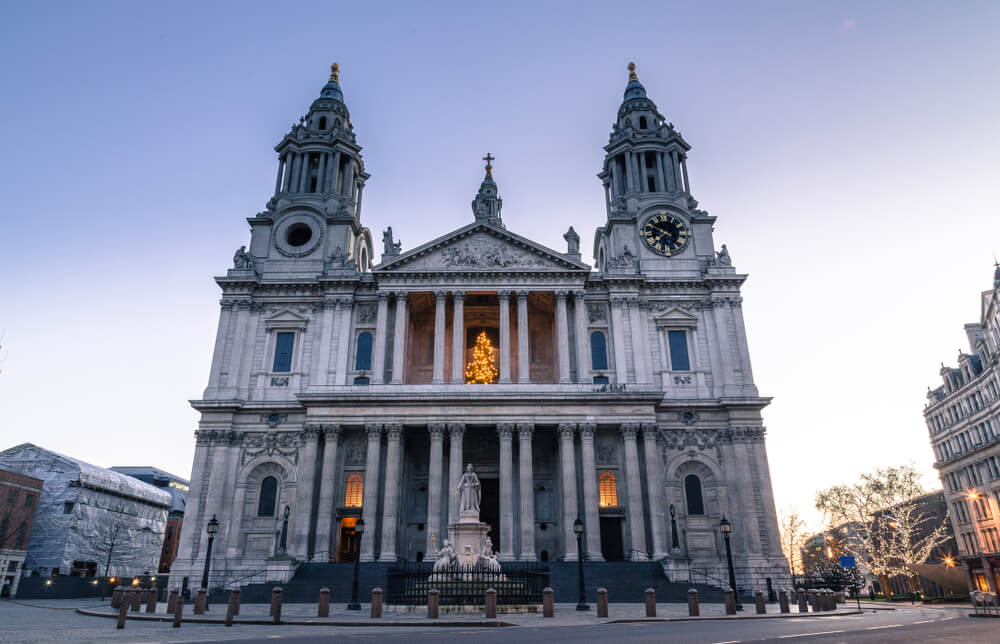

{"left": 286, "top": 223, "right": 313, "bottom": 247}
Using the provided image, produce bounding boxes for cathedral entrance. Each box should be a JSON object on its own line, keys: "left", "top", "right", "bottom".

{"left": 479, "top": 477, "right": 500, "bottom": 553}
{"left": 600, "top": 517, "right": 624, "bottom": 561}
{"left": 337, "top": 517, "right": 360, "bottom": 562}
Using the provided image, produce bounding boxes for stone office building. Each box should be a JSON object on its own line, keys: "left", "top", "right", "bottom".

{"left": 170, "top": 63, "right": 790, "bottom": 591}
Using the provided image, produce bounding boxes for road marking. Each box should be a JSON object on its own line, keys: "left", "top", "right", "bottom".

{"left": 913, "top": 619, "right": 934, "bottom": 624}
{"left": 776, "top": 631, "right": 844, "bottom": 639}
{"left": 712, "top": 641, "right": 741, "bottom": 643}
{"left": 865, "top": 624, "right": 903, "bottom": 630}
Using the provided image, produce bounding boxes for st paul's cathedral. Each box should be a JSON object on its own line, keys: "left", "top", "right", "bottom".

{"left": 170, "top": 63, "right": 791, "bottom": 592}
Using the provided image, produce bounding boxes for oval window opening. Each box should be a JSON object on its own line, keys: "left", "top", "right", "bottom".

{"left": 287, "top": 223, "right": 313, "bottom": 247}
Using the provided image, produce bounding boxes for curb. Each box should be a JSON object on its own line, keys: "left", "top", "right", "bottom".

{"left": 604, "top": 610, "right": 864, "bottom": 624}
{"left": 75, "top": 608, "right": 514, "bottom": 627}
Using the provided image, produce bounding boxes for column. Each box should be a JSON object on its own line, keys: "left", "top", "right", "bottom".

{"left": 371, "top": 292, "right": 389, "bottom": 384}
{"left": 629, "top": 297, "right": 650, "bottom": 384}
{"left": 298, "top": 152, "right": 311, "bottom": 192}
{"left": 497, "top": 423, "right": 515, "bottom": 560}
{"left": 621, "top": 423, "right": 648, "bottom": 561}
{"left": 447, "top": 424, "right": 465, "bottom": 524}
{"left": 451, "top": 291, "right": 465, "bottom": 382}
{"left": 681, "top": 155, "right": 691, "bottom": 193}
{"left": 671, "top": 151, "right": 682, "bottom": 195}
{"left": 641, "top": 423, "right": 668, "bottom": 559}
{"left": 282, "top": 152, "right": 295, "bottom": 191}
{"left": 432, "top": 290, "right": 447, "bottom": 384}
{"left": 653, "top": 152, "right": 665, "bottom": 192}
{"left": 499, "top": 290, "right": 512, "bottom": 383}
{"left": 559, "top": 423, "right": 579, "bottom": 561}
{"left": 316, "top": 153, "right": 327, "bottom": 194}
{"left": 517, "top": 424, "right": 536, "bottom": 560}
{"left": 330, "top": 150, "right": 341, "bottom": 194}
{"left": 359, "top": 424, "right": 382, "bottom": 562}
{"left": 333, "top": 298, "right": 353, "bottom": 386}
{"left": 379, "top": 424, "right": 404, "bottom": 561}
{"left": 625, "top": 151, "right": 635, "bottom": 192}
{"left": 425, "top": 424, "right": 445, "bottom": 555}
{"left": 711, "top": 298, "right": 735, "bottom": 394}
{"left": 312, "top": 300, "right": 336, "bottom": 386}
{"left": 517, "top": 291, "right": 530, "bottom": 383}
{"left": 573, "top": 290, "right": 590, "bottom": 383}
{"left": 390, "top": 292, "right": 408, "bottom": 384}
{"left": 313, "top": 425, "right": 341, "bottom": 561}
{"left": 343, "top": 160, "right": 355, "bottom": 197}
{"left": 555, "top": 291, "right": 571, "bottom": 383}
{"left": 638, "top": 151, "right": 648, "bottom": 192}
{"left": 609, "top": 297, "right": 629, "bottom": 383}
{"left": 290, "top": 425, "right": 321, "bottom": 558}
{"left": 274, "top": 156, "right": 285, "bottom": 194}
{"left": 578, "top": 423, "right": 604, "bottom": 561}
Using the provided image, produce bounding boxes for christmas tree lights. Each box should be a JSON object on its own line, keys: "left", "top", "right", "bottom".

{"left": 465, "top": 330, "right": 499, "bottom": 384}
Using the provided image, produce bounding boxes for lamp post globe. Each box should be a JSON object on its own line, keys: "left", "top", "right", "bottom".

{"left": 574, "top": 517, "right": 589, "bottom": 611}
{"left": 347, "top": 518, "right": 365, "bottom": 610}
{"left": 719, "top": 515, "right": 742, "bottom": 611}
{"left": 200, "top": 514, "right": 219, "bottom": 611}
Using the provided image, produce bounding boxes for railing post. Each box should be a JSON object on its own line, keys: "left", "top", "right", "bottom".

{"left": 371, "top": 587, "right": 383, "bottom": 618}
{"left": 270, "top": 587, "right": 282, "bottom": 624}
{"left": 428, "top": 588, "right": 439, "bottom": 618}
{"left": 543, "top": 587, "right": 554, "bottom": 617}
{"left": 172, "top": 594, "right": 184, "bottom": 628}
{"left": 645, "top": 588, "right": 656, "bottom": 617}
{"left": 779, "top": 589, "right": 790, "bottom": 613}
{"left": 755, "top": 589, "right": 766, "bottom": 614}
{"left": 318, "top": 587, "right": 330, "bottom": 617}
{"left": 725, "top": 588, "right": 736, "bottom": 615}
{"left": 485, "top": 588, "right": 497, "bottom": 618}
{"left": 597, "top": 587, "right": 608, "bottom": 617}
{"left": 687, "top": 588, "right": 699, "bottom": 616}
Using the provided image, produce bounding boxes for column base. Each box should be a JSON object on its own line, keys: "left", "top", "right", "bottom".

{"left": 499, "top": 552, "right": 516, "bottom": 561}
{"left": 378, "top": 553, "right": 398, "bottom": 563}
{"left": 563, "top": 553, "right": 579, "bottom": 562}
{"left": 499, "top": 378, "right": 512, "bottom": 384}
{"left": 585, "top": 553, "right": 605, "bottom": 562}
{"left": 518, "top": 553, "right": 537, "bottom": 561}
{"left": 630, "top": 552, "right": 649, "bottom": 562}
{"left": 360, "top": 554, "right": 377, "bottom": 563}
{"left": 431, "top": 378, "right": 444, "bottom": 384}
{"left": 650, "top": 552, "right": 669, "bottom": 561}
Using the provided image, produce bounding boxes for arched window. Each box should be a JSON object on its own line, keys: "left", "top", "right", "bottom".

{"left": 684, "top": 474, "right": 704, "bottom": 515}
{"left": 257, "top": 476, "right": 278, "bottom": 517}
{"left": 344, "top": 473, "right": 363, "bottom": 507}
{"left": 359, "top": 247, "right": 368, "bottom": 272}
{"left": 590, "top": 331, "right": 608, "bottom": 370}
{"left": 599, "top": 472, "right": 618, "bottom": 507}
{"left": 355, "top": 332, "right": 373, "bottom": 371}
{"left": 639, "top": 115, "right": 648, "bottom": 129}
{"left": 318, "top": 116, "right": 327, "bottom": 130}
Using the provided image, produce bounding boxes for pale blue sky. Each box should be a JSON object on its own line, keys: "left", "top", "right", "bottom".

{"left": 1, "top": 1, "right": 999, "bottom": 529}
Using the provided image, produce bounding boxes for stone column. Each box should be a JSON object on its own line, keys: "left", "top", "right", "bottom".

{"left": 432, "top": 290, "right": 447, "bottom": 384}
{"left": 359, "top": 424, "right": 383, "bottom": 562}
{"left": 334, "top": 298, "right": 353, "bottom": 386}
{"left": 312, "top": 300, "right": 336, "bottom": 386}
{"left": 653, "top": 152, "right": 665, "bottom": 192}
{"left": 641, "top": 423, "right": 668, "bottom": 559}
{"left": 330, "top": 150, "right": 341, "bottom": 194}
{"left": 558, "top": 423, "right": 579, "bottom": 561}
{"left": 671, "top": 151, "right": 682, "bottom": 194}
{"left": 379, "top": 424, "right": 404, "bottom": 561}
{"left": 316, "top": 153, "right": 326, "bottom": 194}
{"left": 451, "top": 291, "right": 465, "bottom": 383}
{"left": 711, "top": 298, "right": 734, "bottom": 394}
{"left": 621, "top": 423, "right": 648, "bottom": 561}
{"left": 447, "top": 424, "right": 465, "bottom": 525}
{"left": 498, "top": 290, "right": 512, "bottom": 383}
{"left": 391, "top": 292, "right": 408, "bottom": 384}
{"left": 629, "top": 298, "right": 650, "bottom": 384}
{"left": 274, "top": 155, "right": 285, "bottom": 194}
{"left": 290, "top": 425, "right": 321, "bottom": 558}
{"left": 288, "top": 152, "right": 300, "bottom": 192}
{"left": 343, "top": 160, "right": 355, "bottom": 197}
{"left": 281, "top": 153, "right": 294, "bottom": 191}
{"left": 517, "top": 424, "right": 536, "bottom": 560}
{"left": 638, "top": 151, "right": 648, "bottom": 192}
{"left": 371, "top": 292, "right": 389, "bottom": 384}
{"left": 555, "top": 291, "right": 572, "bottom": 383}
{"left": 313, "top": 425, "right": 341, "bottom": 561}
{"left": 426, "top": 424, "right": 445, "bottom": 555}
{"left": 573, "top": 290, "right": 590, "bottom": 383}
{"left": 298, "top": 153, "right": 311, "bottom": 192}
{"left": 609, "top": 297, "right": 629, "bottom": 384}
{"left": 578, "top": 423, "right": 604, "bottom": 561}
{"left": 681, "top": 156, "right": 691, "bottom": 193}
{"left": 497, "top": 423, "right": 515, "bottom": 560}
{"left": 517, "top": 291, "right": 530, "bottom": 383}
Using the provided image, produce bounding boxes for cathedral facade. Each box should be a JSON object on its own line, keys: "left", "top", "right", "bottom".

{"left": 170, "top": 63, "right": 790, "bottom": 591}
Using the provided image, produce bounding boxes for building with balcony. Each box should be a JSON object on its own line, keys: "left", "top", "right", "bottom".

{"left": 925, "top": 266, "right": 1000, "bottom": 593}
{"left": 169, "top": 63, "right": 790, "bottom": 592}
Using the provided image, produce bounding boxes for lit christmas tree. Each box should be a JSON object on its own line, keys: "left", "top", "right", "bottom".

{"left": 465, "top": 330, "right": 499, "bottom": 384}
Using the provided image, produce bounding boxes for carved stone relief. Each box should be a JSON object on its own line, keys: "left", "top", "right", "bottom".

{"left": 343, "top": 439, "right": 366, "bottom": 466}
{"left": 439, "top": 238, "right": 547, "bottom": 268}
{"left": 241, "top": 431, "right": 303, "bottom": 466}
{"left": 587, "top": 302, "right": 608, "bottom": 323}
{"left": 595, "top": 438, "right": 616, "bottom": 465}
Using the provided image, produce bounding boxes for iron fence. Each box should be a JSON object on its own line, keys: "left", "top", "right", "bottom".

{"left": 385, "top": 561, "right": 549, "bottom": 605}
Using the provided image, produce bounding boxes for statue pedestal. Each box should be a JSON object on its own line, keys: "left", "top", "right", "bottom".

{"left": 449, "top": 521, "right": 489, "bottom": 568}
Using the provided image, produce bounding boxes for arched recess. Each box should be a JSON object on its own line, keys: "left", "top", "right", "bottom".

{"left": 238, "top": 458, "right": 296, "bottom": 558}
{"left": 663, "top": 456, "right": 724, "bottom": 560}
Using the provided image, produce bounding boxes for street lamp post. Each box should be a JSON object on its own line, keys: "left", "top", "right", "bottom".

{"left": 200, "top": 515, "right": 219, "bottom": 611}
{"left": 347, "top": 519, "right": 365, "bottom": 610}
{"left": 574, "top": 517, "right": 589, "bottom": 611}
{"left": 719, "top": 516, "right": 742, "bottom": 611}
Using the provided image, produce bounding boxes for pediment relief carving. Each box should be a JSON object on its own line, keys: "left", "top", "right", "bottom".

{"left": 653, "top": 306, "right": 699, "bottom": 327}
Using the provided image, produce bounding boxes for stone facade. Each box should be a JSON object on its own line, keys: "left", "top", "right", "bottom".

{"left": 925, "top": 266, "right": 1000, "bottom": 592}
{"left": 170, "top": 63, "right": 790, "bottom": 592}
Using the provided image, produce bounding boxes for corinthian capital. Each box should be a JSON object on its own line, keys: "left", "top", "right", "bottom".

{"left": 365, "top": 423, "right": 383, "bottom": 440}
{"left": 620, "top": 423, "right": 640, "bottom": 440}
{"left": 558, "top": 422, "right": 577, "bottom": 439}
{"left": 578, "top": 423, "right": 597, "bottom": 440}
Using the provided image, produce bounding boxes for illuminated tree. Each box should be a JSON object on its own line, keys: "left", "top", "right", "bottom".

{"left": 465, "top": 331, "right": 499, "bottom": 384}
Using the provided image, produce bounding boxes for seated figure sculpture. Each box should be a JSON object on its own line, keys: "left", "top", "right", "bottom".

{"left": 433, "top": 539, "right": 457, "bottom": 573}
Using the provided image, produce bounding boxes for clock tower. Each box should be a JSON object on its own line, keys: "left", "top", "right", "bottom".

{"left": 594, "top": 63, "right": 719, "bottom": 279}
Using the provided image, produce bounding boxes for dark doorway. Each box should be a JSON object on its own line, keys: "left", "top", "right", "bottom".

{"left": 479, "top": 478, "right": 500, "bottom": 553}
{"left": 338, "top": 518, "right": 359, "bottom": 562}
{"left": 600, "top": 517, "right": 624, "bottom": 561}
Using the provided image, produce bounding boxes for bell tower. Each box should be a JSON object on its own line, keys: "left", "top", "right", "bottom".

{"left": 238, "top": 64, "right": 374, "bottom": 278}
{"left": 594, "top": 63, "right": 717, "bottom": 278}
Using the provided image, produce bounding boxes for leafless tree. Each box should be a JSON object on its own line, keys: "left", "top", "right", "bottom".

{"left": 779, "top": 507, "right": 808, "bottom": 575}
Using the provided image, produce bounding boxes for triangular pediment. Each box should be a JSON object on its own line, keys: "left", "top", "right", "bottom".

{"left": 374, "top": 222, "right": 590, "bottom": 273}
{"left": 264, "top": 310, "right": 310, "bottom": 329}
{"left": 653, "top": 307, "right": 699, "bottom": 326}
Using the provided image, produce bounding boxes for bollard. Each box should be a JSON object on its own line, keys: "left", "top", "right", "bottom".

{"left": 111, "top": 586, "right": 123, "bottom": 609}
{"left": 428, "top": 588, "right": 440, "bottom": 619}
{"left": 225, "top": 590, "right": 237, "bottom": 627}
{"left": 485, "top": 588, "right": 497, "bottom": 619}
{"left": 779, "top": 589, "right": 790, "bottom": 613}
{"left": 645, "top": 588, "right": 656, "bottom": 617}
{"left": 597, "top": 587, "right": 608, "bottom": 618}
{"left": 797, "top": 588, "right": 808, "bottom": 613}
{"left": 145, "top": 588, "right": 157, "bottom": 613}
{"left": 172, "top": 594, "right": 184, "bottom": 628}
{"left": 825, "top": 589, "right": 835, "bottom": 611}
{"left": 232, "top": 587, "right": 241, "bottom": 615}
{"left": 543, "top": 587, "right": 554, "bottom": 617}
{"left": 270, "top": 587, "right": 283, "bottom": 624}
{"left": 130, "top": 589, "right": 142, "bottom": 611}
{"left": 194, "top": 588, "right": 207, "bottom": 615}
{"left": 167, "top": 589, "right": 178, "bottom": 614}
{"left": 371, "top": 587, "right": 383, "bottom": 618}
{"left": 318, "top": 587, "right": 330, "bottom": 617}
{"left": 755, "top": 589, "right": 766, "bottom": 614}
{"left": 725, "top": 588, "right": 736, "bottom": 615}
{"left": 116, "top": 600, "right": 129, "bottom": 629}
{"left": 806, "top": 589, "right": 816, "bottom": 612}
{"left": 687, "top": 588, "right": 699, "bottom": 616}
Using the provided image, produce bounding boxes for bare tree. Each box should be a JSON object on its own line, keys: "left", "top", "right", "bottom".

{"left": 779, "top": 507, "right": 808, "bottom": 575}
{"left": 92, "top": 512, "right": 156, "bottom": 601}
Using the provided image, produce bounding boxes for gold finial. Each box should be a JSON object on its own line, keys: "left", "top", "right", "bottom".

{"left": 329, "top": 63, "right": 340, "bottom": 82}
{"left": 628, "top": 61, "right": 637, "bottom": 81}
{"left": 483, "top": 152, "right": 495, "bottom": 177}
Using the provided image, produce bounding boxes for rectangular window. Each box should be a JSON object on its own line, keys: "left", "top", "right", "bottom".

{"left": 272, "top": 332, "right": 295, "bottom": 372}
{"left": 668, "top": 330, "right": 691, "bottom": 371}
{"left": 24, "top": 494, "right": 33, "bottom": 508}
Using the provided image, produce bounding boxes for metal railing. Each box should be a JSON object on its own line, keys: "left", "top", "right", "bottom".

{"left": 216, "top": 568, "right": 269, "bottom": 591}
{"left": 385, "top": 561, "right": 549, "bottom": 606}
{"left": 971, "top": 590, "right": 1000, "bottom": 616}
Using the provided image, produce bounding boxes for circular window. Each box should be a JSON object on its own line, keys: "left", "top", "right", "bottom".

{"left": 286, "top": 224, "right": 313, "bottom": 247}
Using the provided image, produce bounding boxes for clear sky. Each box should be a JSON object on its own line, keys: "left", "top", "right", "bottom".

{"left": 2, "top": 1, "right": 998, "bottom": 532}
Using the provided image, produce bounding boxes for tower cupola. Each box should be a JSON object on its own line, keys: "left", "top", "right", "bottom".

{"left": 471, "top": 152, "right": 504, "bottom": 228}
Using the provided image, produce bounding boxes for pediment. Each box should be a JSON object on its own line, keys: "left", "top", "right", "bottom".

{"left": 264, "top": 310, "right": 310, "bottom": 329}
{"left": 374, "top": 222, "right": 589, "bottom": 273}
{"left": 653, "top": 307, "right": 699, "bottom": 327}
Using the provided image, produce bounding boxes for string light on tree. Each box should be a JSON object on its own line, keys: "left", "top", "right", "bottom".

{"left": 465, "top": 331, "right": 499, "bottom": 384}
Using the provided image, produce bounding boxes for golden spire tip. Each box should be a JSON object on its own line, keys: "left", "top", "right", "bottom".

{"left": 628, "top": 61, "right": 637, "bottom": 81}
{"left": 330, "top": 63, "right": 340, "bottom": 82}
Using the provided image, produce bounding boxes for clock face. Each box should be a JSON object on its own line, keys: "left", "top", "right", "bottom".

{"left": 641, "top": 213, "right": 690, "bottom": 257}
